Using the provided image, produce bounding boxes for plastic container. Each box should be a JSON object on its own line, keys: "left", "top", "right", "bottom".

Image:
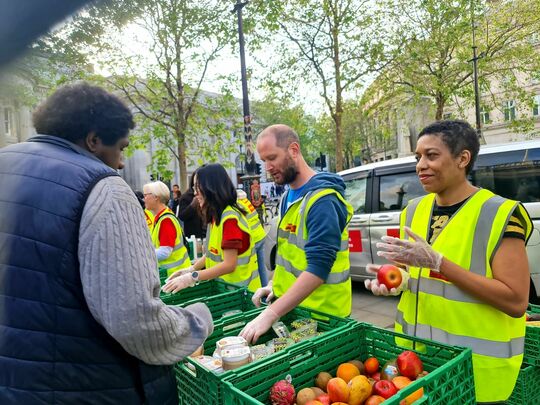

{"left": 222, "top": 347, "right": 251, "bottom": 371}
{"left": 222, "top": 322, "right": 476, "bottom": 405}
{"left": 508, "top": 361, "right": 540, "bottom": 405}
{"left": 524, "top": 304, "right": 540, "bottom": 366}
{"left": 175, "top": 306, "right": 355, "bottom": 405}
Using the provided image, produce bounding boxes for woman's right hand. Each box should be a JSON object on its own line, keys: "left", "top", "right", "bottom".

{"left": 364, "top": 264, "right": 409, "bottom": 296}
{"left": 166, "top": 266, "right": 194, "bottom": 282}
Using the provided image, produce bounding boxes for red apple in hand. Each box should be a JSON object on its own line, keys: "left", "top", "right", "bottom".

{"left": 372, "top": 380, "right": 398, "bottom": 399}
{"left": 377, "top": 264, "right": 402, "bottom": 289}
{"left": 397, "top": 351, "right": 424, "bottom": 379}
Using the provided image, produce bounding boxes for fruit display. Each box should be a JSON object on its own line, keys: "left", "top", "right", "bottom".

{"left": 267, "top": 352, "right": 427, "bottom": 405}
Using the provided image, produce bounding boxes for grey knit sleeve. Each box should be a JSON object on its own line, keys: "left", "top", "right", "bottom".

{"left": 78, "top": 176, "right": 214, "bottom": 365}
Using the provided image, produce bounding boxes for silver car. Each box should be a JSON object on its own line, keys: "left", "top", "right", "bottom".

{"left": 264, "top": 140, "right": 540, "bottom": 303}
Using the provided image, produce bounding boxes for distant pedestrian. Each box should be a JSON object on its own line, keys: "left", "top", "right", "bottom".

{"left": 250, "top": 178, "right": 264, "bottom": 224}
{"left": 177, "top": 170, "right": 206, "bottom": 239}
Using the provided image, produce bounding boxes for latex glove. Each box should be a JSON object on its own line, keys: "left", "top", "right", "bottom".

{"left": 376, "top": 227, "right": 443, "bottom": 271}
{"left": 251, "top": 280, "right": 275, "bottom": 307}
{"left": 161, "top": 273, "right": 196, "bottom": 294}
{"left": 364, "top": 264, "right": 410, "bottom": 296}
{"left": 239, "top": 307, "right": 279, "bottom": 344}
{"left": 166, "top": 265, "right": 194, "bottom": 282}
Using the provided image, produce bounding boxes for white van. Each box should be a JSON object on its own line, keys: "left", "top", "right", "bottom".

{"left": 340, "top": 140, "right": 540, "bottom": 303}
{"left": 264, "top": 140, "right": 540, "bottom": 303}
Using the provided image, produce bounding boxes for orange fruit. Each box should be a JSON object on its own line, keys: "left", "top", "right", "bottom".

{"left": 364, "top": 357, "right": 380, "bottom": 375}
{"left": 392, "top": 376, "right": 412, "bottom": 390}
{"left": 336, "top": 363, "right": 361, "bottom": 383}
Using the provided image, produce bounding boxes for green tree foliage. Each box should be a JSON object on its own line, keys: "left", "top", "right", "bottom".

{"left": 379, "top": 0, "right": 540, "bottom": 123}
{"left": 260, "top": 0, "right": 392, "bottom": 171}
{"left": 41, "top": 0, "right": 243, "bottom": 189}
{"left": 251, "top": 93, "right": 322, "bottom": 165}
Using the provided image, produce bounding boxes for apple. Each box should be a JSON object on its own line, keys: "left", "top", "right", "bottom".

{"left": 397, "top": 351, "right": 424, "bottom": 380}
{"left": 372, "top": 380, "right": 398, "bottom": 399}
{"left": 377, "top": 264, "right": 403, "bottom": 289}
{"left": 315, "top": 394, "right": 331, "bottom": 405}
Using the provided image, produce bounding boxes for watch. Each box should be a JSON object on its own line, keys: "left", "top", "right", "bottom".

{"left": 191, "top": 271, "right": 200, "bottom": 285}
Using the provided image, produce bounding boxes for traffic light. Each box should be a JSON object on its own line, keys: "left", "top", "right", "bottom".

{"left": 255, "top": 162, "right": 262, "bottom": 175}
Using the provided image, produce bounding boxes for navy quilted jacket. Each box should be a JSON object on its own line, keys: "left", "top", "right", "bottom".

{"left": 0, "top": 135, "right": 178, "bottom": 404}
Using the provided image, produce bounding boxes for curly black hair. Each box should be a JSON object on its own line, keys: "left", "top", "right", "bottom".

{"left": 418, "top": 120, "right": 480, "bottom": 174}
{"left": 32, "top": 82, "right": 135, "bottom": 146}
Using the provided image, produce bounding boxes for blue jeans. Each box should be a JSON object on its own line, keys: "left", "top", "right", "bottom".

{"left": 255, "top": 239, "right": 268, "bottom": 287}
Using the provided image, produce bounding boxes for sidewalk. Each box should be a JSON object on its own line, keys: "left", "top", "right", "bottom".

{"left": 350, "top": 281, "right": 399, "bottom": 329}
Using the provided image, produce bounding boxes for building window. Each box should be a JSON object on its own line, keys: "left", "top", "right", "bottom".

{"left": 533, "top": 95, "right": 540, "bottom": 117}
{"left": 480, "top": 107, "right": 490, "bottom": 124}
{"left": 3, "top": 107, "right": 13, "bottom": 136}
{"left": 503, "top": 100, "right": 516, "bottom": 121}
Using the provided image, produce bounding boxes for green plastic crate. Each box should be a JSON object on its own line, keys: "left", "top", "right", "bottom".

{"left": 508, "top": 362, "right": 540, "bottom": 405}
{"left": 176, "top": 306, "right": 356, "bottom": 405}
{"left": 222, "top": 322, "right": 475, "bottom": 405}
{"left": 160, "top": 279, "right": 240, "bottom": 306}
{"left": 524, "top": 304, "right": 540, "bottom": 366}
{"left": 182, "top": 288, "right": 259, "bottom": 320}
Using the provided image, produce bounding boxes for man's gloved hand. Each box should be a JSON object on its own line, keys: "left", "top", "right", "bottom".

{"left": 251, "top": 280, "right": 275, "bottom": 307}
{"left": 239, "top": 307, "right": 279, "bottom": 344}
{"left": 161, "top": 273, "right": 196, "bottom": 294}
{"left": 166, "top": 265, "right": 194, "bottom": 282}
{"left": 364, "top": 264, "right": 410, "bottom": 296}
{"left": 376, "top": 227, "right": 443, "bottom": 271}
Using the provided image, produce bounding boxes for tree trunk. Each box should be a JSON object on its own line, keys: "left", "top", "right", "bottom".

{"left": 332, "top": 21, "right": 344, "bottom": 172}
{"left": 435, "top": 94, "right": 445, "bottom": 120}
{"left": 177, "top": 133, "right": 188, "bottom": 191}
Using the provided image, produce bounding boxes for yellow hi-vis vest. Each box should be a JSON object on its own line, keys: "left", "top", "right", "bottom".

{"left": 237, "top": 198, "right": 266, "bottom": 244}
{"left": 151, "top": 208, "right": 191, "bottom": 276}
{"left": 273, "top": 188, "right": 353, "bottom": 317}
{"left": 205, "top": 205, "right": 261, "bottom": 292}
{"left": 396, "top": 189, "right": 532, "bottom": 403}
{"left": 144, "top": 209, "right": 154, "bottom": 230}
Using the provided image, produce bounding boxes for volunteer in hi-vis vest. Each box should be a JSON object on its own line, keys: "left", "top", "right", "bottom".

{"left": 365, "top": 121, "right": 532, "bottom": 404}
{"left": 162, "top": 164, "right": 261, "bottom": 294}
{"left": 240, "top": 124, "right": 353, "bottom": 345}
{"left": 237, "top": 189, "right": 269, "bottom": 287}
{"left": 143, "top": 181, "right": 191, "bottom": 277}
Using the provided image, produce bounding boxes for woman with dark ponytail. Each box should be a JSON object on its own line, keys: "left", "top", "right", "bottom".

{"left": 162, "top": 164, "right": 261, "bottom": 293}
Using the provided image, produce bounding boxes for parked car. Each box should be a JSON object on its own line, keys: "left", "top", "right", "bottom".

{"left": 264, "top": 140, "right": 540, "bottom": 303}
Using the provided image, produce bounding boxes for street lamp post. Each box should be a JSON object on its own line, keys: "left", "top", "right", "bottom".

{"left": 232, "top": 0, "right": 260, "bottom": 195}
{"left": 470, "top": 0, "right": 486, "bottom": 144}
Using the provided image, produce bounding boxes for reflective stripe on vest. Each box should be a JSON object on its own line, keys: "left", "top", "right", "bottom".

{"left": 151, "top": 210, "right": 191, "bottom": 276}
{"left": 237, "top": 198, "right": 266, "bottom": 244}
{"left": 396, "top": 310, "right": 524, "bottom": 358}
{"left": 273, "top": 188, "right": 353, "bottom": 317}
{"left": 397, "top": 189, "right": 532, "bottom": 402}
{"left": 205, "top": 206, "right": 261, "bottom": 292}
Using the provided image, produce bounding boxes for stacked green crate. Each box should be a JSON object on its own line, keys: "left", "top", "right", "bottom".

{"left": 507, "top": 304, "right": 540, "bottom": 404}
{"left": 159, "top": 279, "right": 240, "bottom": 306}
{"left": 176, "top": 306, "right": 356, "bottom": 405}
{"left": 222, "top": 322, "right": 476, "bottom": 405}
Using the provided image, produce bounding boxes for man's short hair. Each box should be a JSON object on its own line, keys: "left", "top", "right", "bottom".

{"left": 260, "top": 124, "right": 300, "bottom": 149}
{"left": 33, "top": 82, "right": 135, "bottom": 146}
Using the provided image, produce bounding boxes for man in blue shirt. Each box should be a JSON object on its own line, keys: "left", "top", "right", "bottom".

{"left": 240, "top": 124, "right": 352, "bottom": 343}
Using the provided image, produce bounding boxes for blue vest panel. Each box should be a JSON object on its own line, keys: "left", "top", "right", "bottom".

{"left": 0, "top": 136, "right": 177, "bottom": 404}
